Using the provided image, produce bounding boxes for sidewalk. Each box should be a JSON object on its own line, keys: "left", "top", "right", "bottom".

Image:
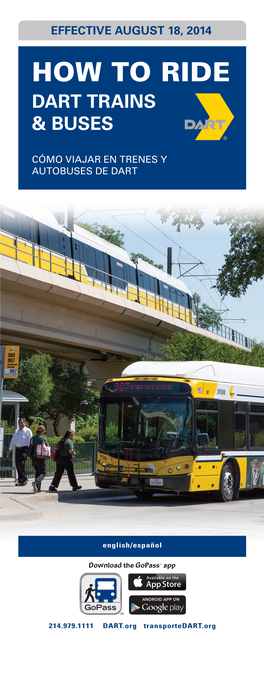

{"left": 0, "top": 474, "right": 129, "bottom": 522}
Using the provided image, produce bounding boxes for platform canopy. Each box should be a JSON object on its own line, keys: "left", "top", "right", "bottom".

{"left": 2, "top": 391, "right": 29, "bottom": 404}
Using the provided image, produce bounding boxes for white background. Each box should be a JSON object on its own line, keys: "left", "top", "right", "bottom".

{"left": 0, "top": 2, "right": 263, "bottom": 676}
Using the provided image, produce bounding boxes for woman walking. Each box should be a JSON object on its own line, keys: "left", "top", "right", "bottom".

{"left": 49, "top": 430, "right": 81, "bottom": 492}
{"left": 31, "top": 425, "right": 48, "bottom": 493}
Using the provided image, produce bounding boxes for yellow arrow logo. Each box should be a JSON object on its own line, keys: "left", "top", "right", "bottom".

{"left": 229, "top": 386, "right": 234, "bottom": 399}
{"left": 195, "top": 93, "right": 234, "bottom": 140}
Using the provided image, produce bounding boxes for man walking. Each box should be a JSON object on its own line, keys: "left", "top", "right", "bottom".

{"left": 7, "top": 418, "right": 32, "bottom": 486}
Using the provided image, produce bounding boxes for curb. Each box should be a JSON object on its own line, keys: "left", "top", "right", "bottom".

{"left": 0, "top": 486, "right": 131, "bottom": 522}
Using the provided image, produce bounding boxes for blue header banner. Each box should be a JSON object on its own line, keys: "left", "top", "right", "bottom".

{"left": 19, "top": 46, "right": 246, "bottom": 190}
{"left": 18, "top": 535, "right": 246, "bottom": 557}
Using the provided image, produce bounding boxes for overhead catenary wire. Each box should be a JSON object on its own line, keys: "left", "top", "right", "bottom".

{"left": 74, "top": 206, "right": 246, "bottom": 325}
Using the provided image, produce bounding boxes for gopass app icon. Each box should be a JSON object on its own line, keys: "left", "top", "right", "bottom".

{"left": 80, "top": 574, "right": 122, "bottom": 615}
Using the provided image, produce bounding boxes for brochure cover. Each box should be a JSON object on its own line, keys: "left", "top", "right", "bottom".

{"left": 0, "top": 3, "right": 263, "bottom": 677}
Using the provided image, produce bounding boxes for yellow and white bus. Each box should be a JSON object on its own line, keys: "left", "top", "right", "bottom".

{"left": 95, "top": 361, "right": 264, "bottom": 502}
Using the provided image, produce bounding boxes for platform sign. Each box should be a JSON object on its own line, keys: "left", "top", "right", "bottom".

{"left": 4, "top": 346, "right": 20, "bottom": 379}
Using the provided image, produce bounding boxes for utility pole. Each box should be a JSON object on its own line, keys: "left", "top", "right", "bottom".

{"left": 67, "top": 205, "right": 74, "bottom": 231}
{"left": 194, "top": 295, "right": 201, "bottom": 327}
{"left": 167, "top": 247, "right": 172, "bottom": 275}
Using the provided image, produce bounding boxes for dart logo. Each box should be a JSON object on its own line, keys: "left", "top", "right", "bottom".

{"left": 185, "top": 94, "right": 234, "bottom": 140}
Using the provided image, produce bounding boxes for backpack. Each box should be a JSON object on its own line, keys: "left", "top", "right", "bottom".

{"left": 51, "top": 439, "right": 63, "bottom": 462}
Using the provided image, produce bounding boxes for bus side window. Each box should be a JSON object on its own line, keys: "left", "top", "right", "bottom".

{"left": 196, "top": 400, "right": 218, "bottom": 451}
{"left": 249, "top": 404, "right": 264, "bottom": 449}
{"left": 234, "top": 402, "right": 246, "bottom": 449}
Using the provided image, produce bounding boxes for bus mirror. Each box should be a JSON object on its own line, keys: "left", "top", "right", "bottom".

{"left": 197, "top": 433, "right": 210, "bottom": 447}
{"left": 80, "top": 397, "right": 100, "bottom": 414}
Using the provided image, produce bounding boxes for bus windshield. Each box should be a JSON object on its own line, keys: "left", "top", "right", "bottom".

{"left": 99, "top": 396, "right": 192, "bottom": 454}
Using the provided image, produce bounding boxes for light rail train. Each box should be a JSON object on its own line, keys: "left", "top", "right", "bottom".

{"left": 0, "top": 203, "right": 196, "bottom": 324}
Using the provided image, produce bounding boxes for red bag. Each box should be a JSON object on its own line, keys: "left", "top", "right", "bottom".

{"left": 51, "top": 445, "right": 60, "bottom": 462}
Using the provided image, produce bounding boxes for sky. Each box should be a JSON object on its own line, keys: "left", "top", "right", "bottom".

{"left": 28, "top": 197, "right": 264, "bottom": 346}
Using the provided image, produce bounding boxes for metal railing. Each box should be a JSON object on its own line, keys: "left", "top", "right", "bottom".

{"left": 0, "top": 440, "right": 97, "bottom": 479}
{"left": 0, "top": 230, "right": 253, "bottom": 350}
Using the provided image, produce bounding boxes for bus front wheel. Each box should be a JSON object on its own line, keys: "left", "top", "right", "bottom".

{"left": 219, "top": 463, "right": 235, "bottom": 502}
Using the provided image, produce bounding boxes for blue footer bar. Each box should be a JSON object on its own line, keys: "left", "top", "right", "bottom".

{"left": 18, "top": 536, "right": 246, "bottom": 557}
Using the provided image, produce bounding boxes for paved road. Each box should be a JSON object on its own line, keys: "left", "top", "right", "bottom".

{"left": 1, "top": 474, "right": 264, "bottom": 538}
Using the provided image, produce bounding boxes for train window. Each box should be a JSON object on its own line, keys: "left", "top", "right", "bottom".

{"left": 17, "top": 214, "right": 30, "bottom": 241}
{"left": 148, "top": 276, "right": 155, "bottom": 293}
{"left": 47, "top": 228, "right": 60, "bottom": 253}
{"left": 182, "top": 292, "right": 188, "bottom": 308}
{"left": 176, "top": 290, "right": 183, "bottom": 305}
{"left": 1, "top": 208, "right": 17, "bottom": 236}
{"left": 30, "top": 220, "right": 38, "bottom": 244}
{"left": 161, "top": 283, "right": 170, "bottom": 299}
{"left": 39, "top": 224, "right": 48, "bottom": 248}
{"left": 170, "top": 287, "right": 177, "bottom": 303}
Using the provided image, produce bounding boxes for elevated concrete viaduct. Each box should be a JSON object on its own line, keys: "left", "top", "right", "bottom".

{"left": 0, "top": 255, "right": 249, "bottom": 390}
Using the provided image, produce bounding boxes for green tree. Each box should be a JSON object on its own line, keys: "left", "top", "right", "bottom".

{"left": 214, "top": 208, "right": 264, "bottom": 297}
{"left": 196, "top": 303, "right": 222, "bottom": 330}
{"left": 76, "top": 221, "right": 125, "bottom": 248}
{"left": 130, "top": 252, "right": 163, "bottom": 269}
{"left": 145, "top": 332, "right": 264, "bottom": 367}
{"left": 40, "top": 359, "right": 94, "bottom": 436}
{"left": 3, "top": 351, "right": 53, "bottom": 418}
{"left": 158, "top": 205, "right": 264, "bottom": 299}
{"left": 157, "top": 206, "right": 205, "bottom": 231}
